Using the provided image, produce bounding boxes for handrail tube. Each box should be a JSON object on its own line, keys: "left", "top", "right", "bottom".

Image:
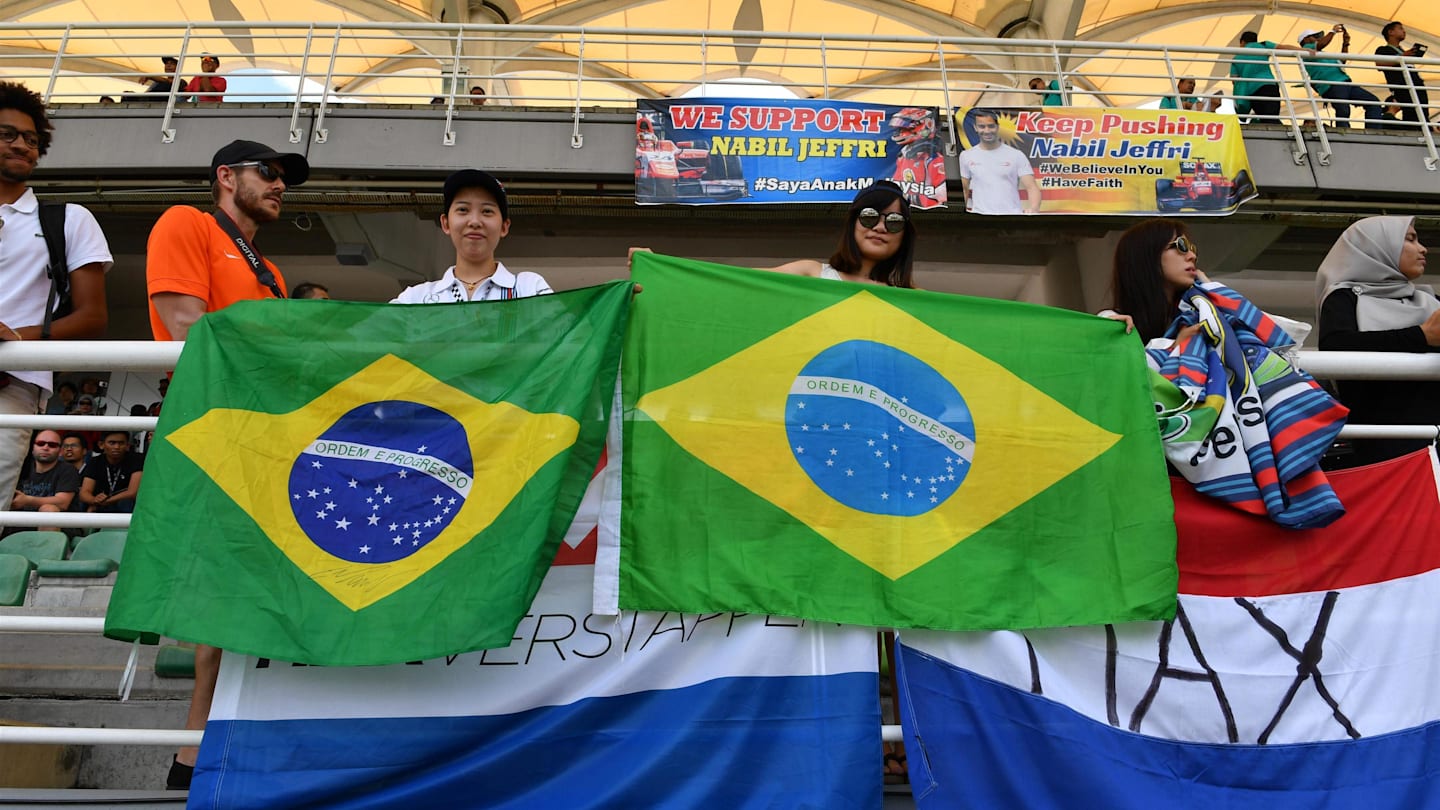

{"left": 0, "top": 415, "right": 156, "bottom": 430}
{"left": 0, "top": 616, "right": 107, "bottom": 632}
{"left": 0, "top": 341, "right": 179, "bottom": 370}
{"left": 0, "top": 724, "right": 898, "bottom": 746}
{"left": 0, "top": 727, "right": 204, "bottom": 747}
{"left": 0, "top": 510, "right": 129, "bottom": 528}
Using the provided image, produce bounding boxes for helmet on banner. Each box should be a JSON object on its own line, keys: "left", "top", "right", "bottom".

{"left": 888, "top": 108, "right": 935, "bottom": 146}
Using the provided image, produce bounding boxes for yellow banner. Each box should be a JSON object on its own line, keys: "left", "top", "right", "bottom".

{"left": 953, "top": 107, "right": 1257, "bottom": 216}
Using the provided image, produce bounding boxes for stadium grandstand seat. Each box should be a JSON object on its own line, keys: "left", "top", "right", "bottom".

{"left": 36, "top": 531, "right": 126, "bottom": 578}
{"left": 0, "top": 552, "right": 32, "bottom": 606}
{"left": 0, "top": 530, "right": 67, "bottom": 567}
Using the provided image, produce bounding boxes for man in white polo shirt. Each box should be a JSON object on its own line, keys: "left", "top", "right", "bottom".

{"left": 391, "top": 169, "right": 552, "bottom": 303}
{"left": 958, "top": 109, "right": 1041, "bottom": 215}
{"left": 0, "top": 81, "right": 112, "bottom": 510}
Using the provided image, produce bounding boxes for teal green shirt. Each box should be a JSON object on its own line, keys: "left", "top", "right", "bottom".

{"left": 1159, "top": 95, "right": 1200, "bottom": 110}
{"left": 1230, "top": 41, "right": 1278, "bottom": 100}
{"left": 1301, "top": 42, "right": 1350, "bottom": 95}
{"left": 1040, "top": 79, "right": 1062, "bottom": 106}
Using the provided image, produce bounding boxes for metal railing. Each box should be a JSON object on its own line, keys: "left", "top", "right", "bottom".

{"left": 2, "top": 339, "right": 1440, "bottom": 756}
{"left": 2, "top": 22, "right": 1438, "bottom": 165}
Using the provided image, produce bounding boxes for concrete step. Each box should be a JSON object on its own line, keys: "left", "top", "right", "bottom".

{"left": 0, "top": 608, "right": 191, "bottom": 699}
{"left": 0, "top": 698, "right": 188, "bottom": 791}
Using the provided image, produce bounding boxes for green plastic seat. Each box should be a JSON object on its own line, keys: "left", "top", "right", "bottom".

{"left": 36, "top": 531, "right": 126, "bottom": 577}
{"left": 155, "top": 645, "right": 197, "bottom": 679}
{"left": 0, "top": 530, "right": 67, "bottom": 566}
{"left": 0, "top": 552, "right": 33, "bottom": 606}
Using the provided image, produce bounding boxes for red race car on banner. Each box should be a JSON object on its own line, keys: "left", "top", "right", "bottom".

{"left": 635, "top": 112, "right": 747, "bottom": 202}
{"left": 1155, "top": 159, "right": 1255, "bottom": 213}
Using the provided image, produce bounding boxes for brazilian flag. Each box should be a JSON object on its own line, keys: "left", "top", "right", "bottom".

{"left": 616, "top": 254, "right": 1175, "bottom": 630}
{"left": 105, "top": 283, "right": 631, "bottom": 666}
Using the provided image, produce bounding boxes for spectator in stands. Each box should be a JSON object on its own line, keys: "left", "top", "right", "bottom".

{"left": 13, "top": 430, "right": 80, "bottom": 530}
{"left": 1380, "top": 95, "right": 1408, "bottom": 130}
{"left": 1160, "top": 78, "right": 1223, "bottom": 112}
{"left": 291, "top": 281, "right": 331, "bottom": 299}
{"left": 958, "top": 109, "right": 1041, "bottom": 215}
{"left": 469, "top": 85, "right": 487, "bottom": 106}
{"left": 45, "top": 381, "right": 75, "bottom": 415}
{"left": 69, "top": 394, "right": 94, "bottom": 416}
{"left": 137, "top": 56, "right": 180, "bottom": 98}
{"left": 1317, "top": 216, "right": 1437, "bottom": 466}
{"left": 0, "top": 81, "right": 112, "bottom": 514}
{"left": 184, "top": 54, "right": 226, "bottom": 103}
{"left": 766, "top": 179, "right": 917, "bottom": 287}
{"left": 1298, "top": 26, "right": 1384, "bottom": 129}
{"left": 1101, "top": 219, "right": 1205, "bottom": 342}
{"left": 1229, "top": 32, "right": 1301, "bottom": 123}
{"left": 98, "top": 96, "right": 117, "bottom": 105}
{"left": 79, "top": 430, "right": 143, "bottom": 513}
{"left": 59, "top": 432, "right": 88, "bottom": 474}
{"left": 1030, "top": 77, "right": 1063, "bottom": 106}
{"left": 392, "top": 169, "right": 552, "bottom": 302}
{"left": 146, "top": 137, "right": 309, "bottom": 791}
{"left": 1376, "top": 22, "right": 1429, "bottom": 127}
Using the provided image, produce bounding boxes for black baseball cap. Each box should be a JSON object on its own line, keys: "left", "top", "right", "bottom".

{"left": 442, "top": 169, "right": 508, "bottom": 220}
{"left": 209, "top": 139, "right": 310, "bottom": 186}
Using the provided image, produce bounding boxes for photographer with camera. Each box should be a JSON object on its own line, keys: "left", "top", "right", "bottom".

{"left": 1297, "top": 25, "right": 1385, "bottom": 130}
{"left": 1377, "top": 21, "right": 1430, "bottom": 127}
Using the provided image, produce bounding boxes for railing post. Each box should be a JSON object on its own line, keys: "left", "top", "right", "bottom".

{"left": 313, "top": 26, "right": 343, "bottom": 144}
{"left": 1271, "top": 53, "right": 1308, "bottom": 165}
{"left": 42, "top": 26, "right": 71, "bottom": 104}
{"left": 443, "top": 26, "right": 463, "bottom": 146}
{"left": 937, "top": 40, "right": 957, "bottom": 156}
{"left": 1399, "top": 57, "right": 1438, "bottom": 170}
{"left": 1293, "top": 54, "right": 1332, "bottom": 166}
{"left": 699, "top": 33, "right": 708, "bottom": 96}
{"left": 1160, "top": 48, "right": 1178, "bottom": 105}
{"left": 160, "top": 28, "right": 194, "bottom": 144}
{"left": 570, "top": 32, "right": 586, "bottom": 148}
{"left": 288, "top": 25, "right": 316, "bottom": 144}
{"left": 1050, "top": 46, "right": 1067, "bottom": 104}
{"left": 820, "top": 36, "right": 830, "bottom": 98}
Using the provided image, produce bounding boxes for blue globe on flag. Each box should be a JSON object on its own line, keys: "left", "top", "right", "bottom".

{"left": 785, "top": 340, "right": 975, "bottom": 516}
{"left": 289, "top": 401, "right": 474, "bottom": 564}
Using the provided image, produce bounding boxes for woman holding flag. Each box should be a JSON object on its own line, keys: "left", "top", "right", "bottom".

{"left": 770, "top": 179, "right": 918, "bottom": 288}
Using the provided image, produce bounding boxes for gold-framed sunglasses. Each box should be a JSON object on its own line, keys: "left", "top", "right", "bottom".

{"left": 858, "top": 207, "right": 907, "bottom": 234}
{"left": 1166, "top": 235, "right": 1197, "bottom": 254}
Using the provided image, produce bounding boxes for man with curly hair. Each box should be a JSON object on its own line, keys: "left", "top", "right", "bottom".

{"left": 0, "top": 81, "right": 111, "bottom": 511}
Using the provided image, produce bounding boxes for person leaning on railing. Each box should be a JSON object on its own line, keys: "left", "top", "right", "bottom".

{"left": 1375, "top": 21, "right": 1430, "bottom": 128}
{"left": 1229, "top": 32, "right": 1306, "bottom": 123}
{"left": 1317, "top": 216, "right": 1439, "bottom": 467}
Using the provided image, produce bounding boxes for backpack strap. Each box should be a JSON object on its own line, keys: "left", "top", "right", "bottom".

{"left": 38, "top": 202, "right": 68, "bottom": 340}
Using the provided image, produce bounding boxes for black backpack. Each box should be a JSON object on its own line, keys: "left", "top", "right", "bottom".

{"left": 38, "top": 202, "right": 68, "bottom": 339}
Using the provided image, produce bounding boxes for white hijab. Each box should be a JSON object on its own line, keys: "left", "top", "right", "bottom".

{"left": 1316, "top": 215, "right": 1439, "bottom": 331}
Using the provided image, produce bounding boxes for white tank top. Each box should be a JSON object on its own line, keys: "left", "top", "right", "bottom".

{"left": 820, "top": 263, "right": 842, "bottom": 280}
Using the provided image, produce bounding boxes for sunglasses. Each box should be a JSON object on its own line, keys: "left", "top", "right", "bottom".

{"left": 1166, "top": 236, "right": 1197, "bottom": 254}
{"left": 33, "top": 440, "right": 60, "bottom": 448}
{"left": 858, "top": 207, "right": 907, "bottom": 234}
{"left": 226, "top": 161, "right": 286, "bottom": 183}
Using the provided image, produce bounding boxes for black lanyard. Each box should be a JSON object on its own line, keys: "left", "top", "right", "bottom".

{"left": 211, "top": 210, "right": 285, "bottom": 299}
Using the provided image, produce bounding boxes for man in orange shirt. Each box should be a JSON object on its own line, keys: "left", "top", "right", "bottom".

{"left": 146, "top": 138, "right": 308, "bottom": 790}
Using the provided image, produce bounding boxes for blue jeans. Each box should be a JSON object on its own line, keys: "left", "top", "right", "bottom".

{"left": 1322, "top": 83, "right": 1384, "bottom": 128}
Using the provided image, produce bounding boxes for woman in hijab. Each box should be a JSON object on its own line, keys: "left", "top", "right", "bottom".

{"left": 1317, "top": 215, "right": 1438, "bottom": 466}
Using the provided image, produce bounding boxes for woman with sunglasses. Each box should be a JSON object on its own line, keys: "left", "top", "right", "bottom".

{"left": 769, "top": 180, "right": 917, "bottom": 288}
{"left": 1317, "top": 216, "right": 1438, "bottom": 466}
{"left": 1103, "top": 219, "right": 1206, "bottom": 341}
